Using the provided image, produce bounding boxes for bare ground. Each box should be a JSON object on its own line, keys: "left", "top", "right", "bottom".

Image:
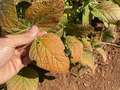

{"left": 38, "top": 45, "right": 120, "bottom": 90}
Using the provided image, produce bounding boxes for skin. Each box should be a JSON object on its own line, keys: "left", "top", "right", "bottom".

{"left": 0, "top": 26, "right": 45, "bottom": 85}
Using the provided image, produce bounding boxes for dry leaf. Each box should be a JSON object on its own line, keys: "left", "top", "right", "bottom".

{"left": 29, "top": 33, "right": 69, "bottom": 73}
{"left": 65, "top": 24, "right": 94, "bottom": 38}
{"left": 0, "top": 0, "right": 64, "bottom": 34}
{"left": 25, "top": 0, "right": 64, "bottom": 29}
{"left": 0, "top": 0, "right": 26, "bottom": 34}
{"left": 65, "top": 36, "right": 83, "bottom": 63}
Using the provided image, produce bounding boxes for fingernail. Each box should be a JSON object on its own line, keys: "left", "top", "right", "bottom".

{"left": 29, "top": 26, "right": 47, "bottom": 37}
{"left": 38, "top": 31, "right": 47, "bottom": 37}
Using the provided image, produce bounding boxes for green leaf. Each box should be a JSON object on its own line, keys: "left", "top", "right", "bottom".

{"left": 56, "top": 28, "right": 64, "bottom": 37}
{"left": 113, "top": 0, "right": 120, "bottom": 5}
{"left": 82, "top": 5, "right": 90, "bottom": 25}
{"left": 91, "top": 38, "right": 102, "bottom": 48}
{"left": 29, "top": 33, "right": 69, "bottom": 73}
{"left": 102, "top": 24, "right": 116, "bottom": 42}
{"left": 81, "top": 38, "right": 92, "bottom": 50}
{"left": 91, "top": 1, "right": 120, "bottom": 24}
{"left": 102, "top": 30, "right": 115, "bottom": 42}
{"left": 58, "top": 14, "right": 68, "bottom": 27}
{"left": 7, "top": 67, "right": 39, "bottom": 90}
{"left": 65, "top": 36, "right": 83, "bottom": 63}
{"left": 83, "top": 0, "right": 90, "bottom": 7}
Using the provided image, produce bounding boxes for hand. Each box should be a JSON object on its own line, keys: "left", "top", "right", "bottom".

{"left": 0, "top": 26, "right": 45, "bottom": 84}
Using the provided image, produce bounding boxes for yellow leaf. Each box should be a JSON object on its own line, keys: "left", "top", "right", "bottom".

{"left": 29, "top": 33, "right": 69, "bottom": 73}
{"left": 7, "top": 67, "right": 39, "bottom": 90}
{"left": 80, "top": 50, "right": 95, "bottom": 70}
{"left": 96, "top": 48, "right": 107, "bottom": 62}
{"left": 65, "top": 36, "right": 83, "bottom": 63}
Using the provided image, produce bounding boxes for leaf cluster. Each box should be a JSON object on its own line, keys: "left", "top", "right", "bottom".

{"left": 0, "top": 0, "right": 120, "bottom": 90}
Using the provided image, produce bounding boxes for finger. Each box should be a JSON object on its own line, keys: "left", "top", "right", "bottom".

{"left": 0, "top": 47, "right": 15, "bottom": 68}
{"left": 6, "top": 26, "right": 46, "bottom": 47}
{"left": 16, "top": 44, "right": 29, "bottom": 55}
{"left": 0, "top": 50, "right": 31, "bottom": 85}
{"left": 0, "top": 55, "right": 24, "bottom": 84}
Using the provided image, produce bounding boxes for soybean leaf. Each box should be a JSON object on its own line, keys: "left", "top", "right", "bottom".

{"left": 0, "top": 0, "right": 26, "bottom": 34}
{"left": 29, "top": 33, "right": 69, "bottom": 73}
{"left": 7, "top": 67, "right": 39, "bottom": 90}
{"left": 65, "top": 36, "right": 83, "bottom": 63}
{"left": 25, "top": 0, "right": 64, "bottom": 30}
{"left": 80, "top": 50, "right": 95, "bottom": 70}
{"left": 91, "top": 1, "right": 120, "bottom": 24}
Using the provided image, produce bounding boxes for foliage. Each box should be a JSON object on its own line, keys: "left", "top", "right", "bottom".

{"left": 7, "top": 67, "right": 39, "bottom": 90}
{"left": 29, "top": 33, "right": 69, "bottom": 73}
{"left": 65, "top": 36, "right": 83, "bottom": 63}
{"left": 0, "top": 0, "right": 120, "bottom": 89}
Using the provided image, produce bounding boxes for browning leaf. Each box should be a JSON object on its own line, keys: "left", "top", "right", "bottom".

{"left": 65, "top": 24, "right": 94, "bottom": 38}
{"left": 7, "top": 67, "right": 39, "bottom": 90}
{"left": 65, "top": 36, "right": 83, "bottom": 63}
{"left": 0, "top": 0, "right": 26, "bottom": 34}
{"left": 29, "top": 33, "right": 69, "bottom": 73}
{"left": 25, "top": 0, "right": 64, "bottom": 29}
{"left": 91, "top": 1, "right": 120, "bottom": 24}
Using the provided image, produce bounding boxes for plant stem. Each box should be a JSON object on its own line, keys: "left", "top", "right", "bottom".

{"left": 82, "top": 5, "right": 90, "bottom": 25}
{"left": 101, "top": 42, "right": 120, "bottom": 48}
